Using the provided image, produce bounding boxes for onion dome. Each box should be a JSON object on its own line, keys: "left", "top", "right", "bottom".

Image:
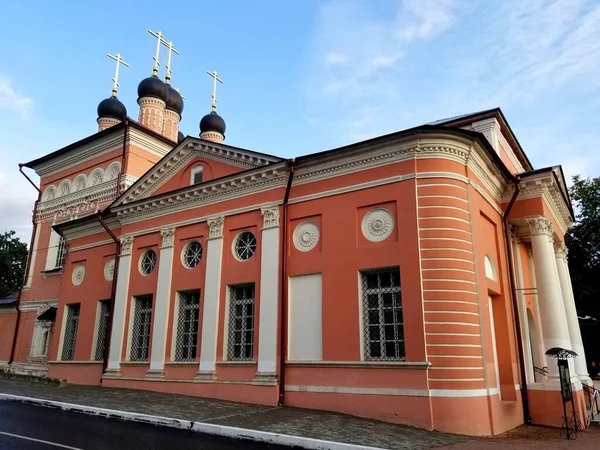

{"left": 137, "top": 75, "right": 168, "bottom": 101}
{"left": 200, "top": 111, "right": 226, "bottom": 136}
{"left": 97, "top": 96, "right": 127, "bottom": 119}
{"left": 165, "top": 84, "right": 184, "bottom": 116}
{"left": 177, "top": 131, "right": 185, "bottom": 143}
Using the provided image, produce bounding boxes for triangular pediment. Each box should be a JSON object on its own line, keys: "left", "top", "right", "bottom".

{"left": 113, "top": 137, "right": 281, "bottom": 207}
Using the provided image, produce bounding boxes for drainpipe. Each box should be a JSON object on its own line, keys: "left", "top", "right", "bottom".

{"left": 98, "top": 215, "right": 120, "bottom": 376}
{"left": 97, "top": 119, "right": 128, "bottom": 376}
{"left": 503, "top": 176, "right": 530, "bottom": 422}
{"left": 278, "top": 158, "right": 295, "bottom": 406}
{"left": 9, "top": 165, "right": 42, "bottom": 364}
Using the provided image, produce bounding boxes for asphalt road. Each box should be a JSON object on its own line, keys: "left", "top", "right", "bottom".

{"left": 0, "top": 401, "right": 291, "bottom": 449}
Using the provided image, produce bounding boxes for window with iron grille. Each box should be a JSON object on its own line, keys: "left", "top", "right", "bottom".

{"left": 174, "top": 290, "right": 200, "bottom": 361}
{"left": 55, "top": 235, "right": 68, "bottom": 268}
{"left": 361, "top": 267, "right": 404, "bottom": 361}
{"left": 227, "top": 284, "right": 255, "bottom": 361}
{"left": 94, "top": 300, "right": 110, "bottom": 361}
{"left": 130, "top": 295, "right": 153, "bottom": 361}
{"left": 139, "top": 250, "right": 157, "bottom": 275}
{"left": 61, "top": 303, "right": 80, "bottom": 361}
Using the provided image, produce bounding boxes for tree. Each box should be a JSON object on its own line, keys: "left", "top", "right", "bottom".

{"left": 0, "top": 231, "right": 28, "bottom": 299}
{"left": 565, "top": 175, "right": 600, "bottom": 319}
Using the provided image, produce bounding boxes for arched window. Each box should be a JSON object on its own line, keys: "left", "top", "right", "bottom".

{"left": 190, "top": 165, "right": 203, "bottom": 185}
{"left": 484, "top": 255, "right": 497, "bottom": 281}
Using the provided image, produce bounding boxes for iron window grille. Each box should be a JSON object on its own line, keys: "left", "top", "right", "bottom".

{"left": 139, "top": 250, "right": 157, "bottom": 275}
{"left": 130, "top": 295, "right": 153, "bottom": 361}
{"left": 174, "top": 290, "right": 200, "bottom": 361}
{"left": 61, "top": 303, "right": 80, "bottom": 361}
{"left": 182, "top": 241, "right": 203, "bottom": 269}
{"left": 94, "top": 300, "right": 110, "bottom": 361}
{"left": 55, "top": 235, "right": 68, "bottom": 268}
{"left": 361, "top": 267, "right": 404, "bottom": 361}
{"left": 233, "top": 231, "right": 257, "bottom": 261}
{"left": 227, "top": 284, "right": 255, "bottom": 361}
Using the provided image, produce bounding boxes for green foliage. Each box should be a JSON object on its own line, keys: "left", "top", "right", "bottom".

{"left": 565, "top": 175, "right": 600, "bottom": 319}
{"left": 0, "top": 230, "right": 28, "bottom": 299}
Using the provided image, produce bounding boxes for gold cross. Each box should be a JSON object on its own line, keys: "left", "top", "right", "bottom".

{"left": 106, "top": 53, "right": 130, "bottom": 96}
{"left": 160, "top": 40, "right": 180, "bottom": 84}
{"left": 148, "top": 29, "right": 164, "bottom": 75}
{"left": 206, "top": 70, "right": 223, "bottom": 111}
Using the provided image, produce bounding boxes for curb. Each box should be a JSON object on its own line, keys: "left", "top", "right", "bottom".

{"left": 0, "top": 393, "right": 386, "bottom": 450}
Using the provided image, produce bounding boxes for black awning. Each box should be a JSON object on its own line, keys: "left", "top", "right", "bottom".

{"left": 37, "top": 306, "right": 57, "bottom": 322}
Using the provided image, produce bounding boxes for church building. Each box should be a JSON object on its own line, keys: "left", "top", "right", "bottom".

{"left": 0, "top": 31, "right": 594, "bottom": 436}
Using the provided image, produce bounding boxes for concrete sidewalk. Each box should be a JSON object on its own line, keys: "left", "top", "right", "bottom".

{"left": 0, "top": 379, "right": 464, "bottom": 449}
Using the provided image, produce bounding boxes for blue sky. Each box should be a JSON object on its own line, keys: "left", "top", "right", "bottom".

{"left": 1, "top": 0, "right": 600, "bottom": 240}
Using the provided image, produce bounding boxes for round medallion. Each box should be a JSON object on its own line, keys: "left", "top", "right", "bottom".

{"left": 293, "top": 221, "right": 320, "bottom": 252}
{"left": 361, "top": 208, "right": 394, "bottom": 242}
{"left": 104, "top": 258, "right": 115, "bottom": 281}
{"left": 72, "top": 264, "right": 85, "bottom": 286}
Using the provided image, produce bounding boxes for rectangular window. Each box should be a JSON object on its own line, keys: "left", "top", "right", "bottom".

{"left": 94, "top": 300, "right": 110, "bottom": 361}
{"left": 61, "top": 303, "right": 80, "bottom": 361}
{"left": 175, "top": 290, "right": 200, "bottom": 361}
{"left": 361, "top": 267, "right": 404, "bottom": 361}
{"left": 130, "top": 295, "right": 153, "bottom": 362}
{"left": 55, "top": 235, "right": 68, "bottom": 268}
{"left": 193, "top": 171, "right": 203, "bottom": 184}
{"left": 227, "top": 284, "right": 255, "bottom": 361}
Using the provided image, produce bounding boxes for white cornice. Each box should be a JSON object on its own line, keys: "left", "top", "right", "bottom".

{"left": 33, "top": 133, "right": 124, "bottom": 178}
{"left": 127, "top": 128, "right": 174, "bottom": 159}
{"left": 59, "top": 216, "right": 120, "bottom": 241}
{"left": 19, "top": 299, "right": 58, "bottom": 312}
{"left": 504, "top": 174, "right": 573, "bottom": 234}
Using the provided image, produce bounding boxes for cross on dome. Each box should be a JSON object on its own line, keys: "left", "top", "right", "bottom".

{"left": 206, "top": 70, "right": 223, "bottom": 112}
{"left": 106, "top": 53, "right": 129, "bottom": 96}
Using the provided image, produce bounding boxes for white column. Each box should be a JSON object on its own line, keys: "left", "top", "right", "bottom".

{"left": 512, "top": 232, "right": 534, "bottom": 384}
{"left": 106, "top": 236, "right": 134, "bottom": 375}
{"left": 254, "top": 206, "right": 281, "bottom": 383}
{"left": 147, "top": 227, "right": 175, "bottom": 377}
{"left": 197, "top": 217, "right": 224, "bottom": 380}
{"left": 526, "top": 217, "right": 572, "bottom": 379}
{"left": 555, "top": 244, "right": 590, "bottom": 384}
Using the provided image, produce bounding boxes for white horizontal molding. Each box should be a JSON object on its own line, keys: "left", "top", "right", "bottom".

{"left": 18, "top": 299, "right": 58, "bottom": 312}
{"left": 285, "top": 360, "right": 430, "bottom": 369}
{"left": 286, "top": 384, "right": 502, "bottom": 398}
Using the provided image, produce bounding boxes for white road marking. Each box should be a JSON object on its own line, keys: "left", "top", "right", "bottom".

{"left": 0, "top": 431, "right": 84, "bottom": 449}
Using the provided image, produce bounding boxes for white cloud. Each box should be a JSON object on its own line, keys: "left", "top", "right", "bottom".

{"left": 0, "top": 77, "right": 33, "bottom": 120}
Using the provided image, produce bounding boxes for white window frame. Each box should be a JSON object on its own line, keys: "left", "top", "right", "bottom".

{"left": 91, "top": 300, "right": 110, "bottom": 361}
{"left": 30, "top": 321, "right": 51, "bottom": 357}
{"left": 225, "top": 283, "right": 255, "bottom": 361}
{"left": 190, "top": 165, "right": 203, "bottom": 185}
{"left": 172, "top": 290, "right": 201, "bottom": 362}
{"left": 60, "top": 303, "right": 80, "bottom": 361}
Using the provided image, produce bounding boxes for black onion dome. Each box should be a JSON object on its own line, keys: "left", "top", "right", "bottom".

{"left": 200, "top": 111, "right": 226, "bottom": 135}
{"left": 177, "top": 131, "right": 185, "bottom": 143}
{"left": 165, "top": 84, "right": 184, "bottom": 115}
{"left": 97, "top": 96, "right": 127, "bottom": 119}
{"left": 137, "top": 75, "right": 168, "bottom": 101}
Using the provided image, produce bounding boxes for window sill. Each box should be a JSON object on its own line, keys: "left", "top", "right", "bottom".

{"left": 49, "top": 360, "right": 103, "bottom": 364}
{"left": 165, "top": 361, "right": 199, "bottom": 366}
{"left": 286, "top": 360, "right": 431, "bottom": 369}
{"left": 216, "top": 361, "right": 256, "bottom": 366}
{"left": 120, "top": 361, "right": 150, "bottom": 366}
{"left": 41, "top": 268, "right": 63, "bottom": 277}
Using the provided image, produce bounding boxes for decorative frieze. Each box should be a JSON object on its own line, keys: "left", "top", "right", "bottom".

{"left": 120, "top": 236, "right": 134, "bottom": 255}
{"left": 71, "top": 264, "right": 85, "bottom": 286}
{"left": 293, "top": 221, "right": 319, "bottom": 252}
{"left": 261, "top": 206, "right": 280, "bottom": 229}
{"left": 207, "top": 217, "right": 224, "bottom": 239}
{"left": 160, "top": 227, "right": 176, "bottom": 248}
{"left": 362, "top": 208, "right": 394, "bottom": 242}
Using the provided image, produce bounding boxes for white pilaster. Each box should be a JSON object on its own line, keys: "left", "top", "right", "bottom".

{"left": 24, "top": 224, "right": 41, "bottom": 288}
{"left": 526, "top": 217, "right": 571, "bottom": 379}
{"left": 106, "top": 236, "right": 134, "bottom": 374}
{"left": 555, "top": 244, "right": 590, "bottom": 384}
{"left": 255, "top": 206, "right": 281, "bottom": 383}
{"left": 197, "top": 217, "right": 224, "bottom": 379}
{"left": 512, "top": 232, "right": 534, "bottom": 384}
{"left": 147, "top": 227, "right": 175, "bottom": 377}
